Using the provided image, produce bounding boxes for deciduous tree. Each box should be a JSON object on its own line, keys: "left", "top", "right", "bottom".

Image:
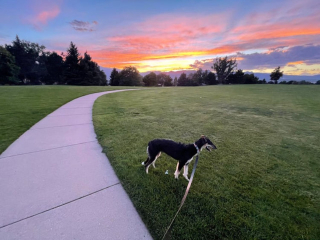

{"left": 5, "top": 35, "right": 45, "bottom": 84}
{"left": 204, "top": 71, "right": 217, "bottom": 85}
{"left": 270, "top": 66, "right": 283, "bottom": 84}
{"left": 173, "top": 77, "right": 178, "bottom": 86}
{"left": 177, "top": 72, "right": 187, "bottom": 86}
{"left": 156, "top": 73, "right": 172, "bottom": 86}
{"left": 212, "top": 56, "right": 237, "bottom": 84}
{"left": 156, "top": 73, "right": 167, "bottom": 86}
{"left": 227, "top": 69, "right": 244, "bottom": 84}
{"left": 119, "top": 66, "right": 142, "bottom": 86}
{"left": 42, "top": 52, "right": 64, "bottom": 85}
{"left": 143, "top": 72, "right": 157, "bottom": 86}
{"left": 243, "top": 73, "right": 259, "bottom": 84}
{"left": 163, "top": 75, "right": 173, "bottom": 86}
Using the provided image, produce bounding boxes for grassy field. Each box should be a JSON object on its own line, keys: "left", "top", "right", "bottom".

{"left": 0, "top": 85, "right": 129, "bottom": 154}
{"left": 93, "top": 85, "right": 320, "bottom": 240}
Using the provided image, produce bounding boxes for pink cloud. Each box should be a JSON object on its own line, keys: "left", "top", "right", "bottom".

{"left": 35, "top": 6, "right": 60, "bottom": 25}
{"left": 25, "top": 0, "right": 61, "bottom": 30}
{"left": 78, "top": 0, "right": 320, "bottom": 74}
{"left": 106, "top": 11, "right": 230, "bottom": 54}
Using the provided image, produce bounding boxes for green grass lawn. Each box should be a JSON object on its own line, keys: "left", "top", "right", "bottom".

{"left": 0, "top": 85, "right": 129, "bottom": 154}
{"left": 93, "top": 85, "right": 320, "bottom": 240}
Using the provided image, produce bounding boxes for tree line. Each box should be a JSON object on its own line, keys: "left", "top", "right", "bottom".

{"left": 2, "top": 36, "right": 319, "bottom": 86}
{"left": 0, "top": 36, "right": 106, "bottom": 85}
{"left": 108, "top": 57, "right": 283, "bottom": 86}
{"left": 108, "top": 68, "right": 218, "bottom": 86}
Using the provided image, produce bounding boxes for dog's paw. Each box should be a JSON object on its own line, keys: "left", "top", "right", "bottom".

{"left": 183, "top": 175, "right": 190, "bottom": 181}
{"left": 141, "top": 162, "right": 145, "bottom": 166}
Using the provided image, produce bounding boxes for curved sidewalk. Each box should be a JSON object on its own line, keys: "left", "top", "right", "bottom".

{"left": 0, "top": 90, "right": 152, "bottom": 240}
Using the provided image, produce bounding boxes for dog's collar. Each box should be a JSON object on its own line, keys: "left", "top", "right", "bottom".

{"left": 194, "top": 143, "right": 200, "bottom": 155}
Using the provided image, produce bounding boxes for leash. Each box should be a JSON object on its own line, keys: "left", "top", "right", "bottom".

{"left": 162, "top": 144, "right": 200, "bottom": 240}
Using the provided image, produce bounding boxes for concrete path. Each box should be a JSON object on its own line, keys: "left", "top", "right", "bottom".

{"left": 0, "top": 90, "right": 152, "bottom": 240}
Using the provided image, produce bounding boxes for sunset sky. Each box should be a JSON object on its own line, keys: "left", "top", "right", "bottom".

{"left": 1, "top": 0, "right": 320, "bottom": 75}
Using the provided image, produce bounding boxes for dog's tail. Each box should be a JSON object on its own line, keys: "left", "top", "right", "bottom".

{"left": 146, "top": 146, "right": 150, "bottom": 158}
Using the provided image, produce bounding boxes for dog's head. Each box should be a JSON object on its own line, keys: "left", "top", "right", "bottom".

{"left": 198, "top": 135, "right": 217, "bottom": 152}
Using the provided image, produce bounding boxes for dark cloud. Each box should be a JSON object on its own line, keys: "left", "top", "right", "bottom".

{"left": 189, "top": 44, "right": 320, "bottom": 70}
{"left": 69, "top": 20, "right": 98, "bottom": 32}
{"left": 237, "top": 44, "right": 320, "bottom": 69}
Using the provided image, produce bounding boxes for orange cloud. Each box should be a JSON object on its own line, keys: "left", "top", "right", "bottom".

{"left": 91, "top": 10, "right": 241, "bottom": 71}
{"left": 87, "top": 1, "right": 320, "bottom": 73}
{"left": 287, "top": 60, "right": 304, "bottom": 66}
{"left": 90, "top": 44, "right": 241, "bottom": 71}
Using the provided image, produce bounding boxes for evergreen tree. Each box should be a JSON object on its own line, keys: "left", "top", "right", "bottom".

{"left": 109, "top": 68, "right": 120, "bottom": 86}
{"left": 0, "top": 46, "right": 20, "bottom": 84}
{"left": 43, "top": 52, "right": 64, "bottom": 85}
{"left": 78, "top": 52, "right": 107, "bottom": 85}
{"left": 64, "top": 42, "right": 81, "bottom": 85}
{"left": 99, "top": 70, "right": 107, "bottom": 85}
{"left": 5, "top": 35, "right": 45, "bottom": 84}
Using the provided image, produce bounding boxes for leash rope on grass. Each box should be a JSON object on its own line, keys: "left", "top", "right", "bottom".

{"left": 162, "top": 153, "right": 199, "bottom": 240}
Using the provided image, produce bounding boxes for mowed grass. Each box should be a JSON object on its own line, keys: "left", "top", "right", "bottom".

{"left": 93, "top": 85, "right": 320, "bottom": 240}
{"left": 0, "top": 85, "right": 129, "bottom": 154}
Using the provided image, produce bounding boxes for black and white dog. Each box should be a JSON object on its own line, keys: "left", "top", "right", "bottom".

{"left": 142, "top": 135, "right": 217, "bottom": 181}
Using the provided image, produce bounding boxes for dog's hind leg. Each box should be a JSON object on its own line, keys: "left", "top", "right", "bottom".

{"left": 142, "top": 146, "right": 150, "bottom": 166}
{"left": 152, "top": 152, "right": 161, "bottom": 168}
{"left": 174, "top": 162, "right": 184, "bottom": 180}
{"left": 183, "top": 165, "right": 190, "bottom": 181}
{"left": 183, "top": 158, "right": 193, "bottom": 181}
{"left": 144, "top": 156, "right": 156, "bottom": 174}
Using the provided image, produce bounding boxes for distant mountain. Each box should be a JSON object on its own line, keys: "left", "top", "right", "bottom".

{"left": 246, "top": 72, "right": 320, "bottom": 83}
{"left": 100, "top": 67, "right": 196, "bottom": 79}
{"left": 100, "top": 67, "right": 114, "bottom": 78}
{"left": 140, "top": 70, "right": 196, "bottom": 78}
